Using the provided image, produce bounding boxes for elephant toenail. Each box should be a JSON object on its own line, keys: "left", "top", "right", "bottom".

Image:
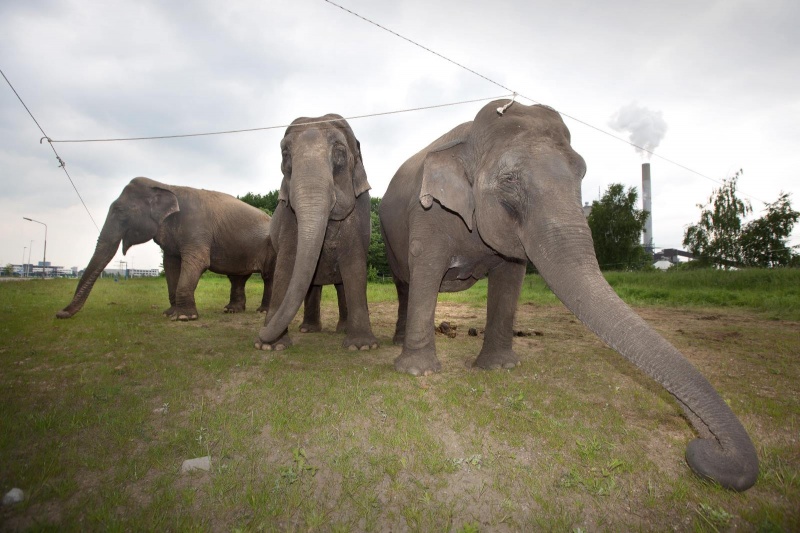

{"left": 359, "top": 345, "right": 369, "bottom": 351}
{"left": 348, "top": 345, "right": 357, "bottom": 351}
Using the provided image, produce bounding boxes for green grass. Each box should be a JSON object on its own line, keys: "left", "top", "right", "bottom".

{"left": 0, "top": 270, "right": 798, "bottom": 531}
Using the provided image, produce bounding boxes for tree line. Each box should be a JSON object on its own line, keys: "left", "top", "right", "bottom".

{"left": 586, "top": 170, "right": 798, "bottom": 270}
{"left": 240, "top": 171, "right": 798, "bottom": 277}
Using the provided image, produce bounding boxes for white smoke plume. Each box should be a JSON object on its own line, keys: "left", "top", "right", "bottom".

{"left": 608, "top": 103, "right": 667, "bottom": 159}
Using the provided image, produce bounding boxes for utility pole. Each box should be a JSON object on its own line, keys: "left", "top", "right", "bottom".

{"left": 23, "top": 217, "right": 47, "bottom": 278}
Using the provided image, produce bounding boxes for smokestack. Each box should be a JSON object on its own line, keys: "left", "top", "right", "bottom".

{"left": 642, "top": 163, "right": 653, "bottom": 253}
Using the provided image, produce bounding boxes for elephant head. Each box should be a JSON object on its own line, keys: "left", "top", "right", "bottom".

{"left": 258, "top": 115, "right": 370, "bottom": 342}
{"left": 420, "top": 100, "right": 758, "bottom": 491}
{"left": 56, "top": 177, "right": 179, "bottom": 318}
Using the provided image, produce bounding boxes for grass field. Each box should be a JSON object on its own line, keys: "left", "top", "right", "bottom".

{"left": 1, "top": 269, "right": 798, "bottom": 531}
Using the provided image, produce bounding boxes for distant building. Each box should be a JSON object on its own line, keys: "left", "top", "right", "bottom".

{"left": 102, "top": 268, "right": 160, "bottom": 278}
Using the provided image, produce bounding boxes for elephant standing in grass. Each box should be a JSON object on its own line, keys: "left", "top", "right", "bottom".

{"left": 57, "top": 177, "right": 276, "bottom": 321}
{"left": 378, "top": 99, "right": 758, "bottom": 491}
{"left": 255, "top": 115, "right": 378, "bottom": 351}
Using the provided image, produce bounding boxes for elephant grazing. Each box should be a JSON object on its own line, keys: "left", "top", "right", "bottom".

{"left": 57, "top": 177, "right": 276, "bottom": 321}
{"left": 255, "top": 114, "right": 378, "bottom": 351}
{"left": 379, "top": 99, "right": 758, "bottom": 491}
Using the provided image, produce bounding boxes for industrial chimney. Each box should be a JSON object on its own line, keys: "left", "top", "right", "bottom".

{"left": 641, "top": 163, "right": 653, "bottom": 253}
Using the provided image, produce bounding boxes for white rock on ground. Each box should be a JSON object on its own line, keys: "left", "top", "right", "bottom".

{"left": 2, "top": 488, "right": 24, "bottom": 505}
{"left": 181, "top": 456, "right": 211, "bottom": 473}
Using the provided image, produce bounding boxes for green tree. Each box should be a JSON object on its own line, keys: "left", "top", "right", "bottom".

{"left": 238, "top": 190, "right": 279, "bottom": 215}
{"left": 739, "top": 192, "right": 799, "bottom": 267}
{"left": 587, "top": 183, "right": 650, "bottom": 270}
{"left": 683, "top": 171, "right": 752, "bottom": 267}
{"left": 368, "top": 197, "right": 390, "bottom": 281}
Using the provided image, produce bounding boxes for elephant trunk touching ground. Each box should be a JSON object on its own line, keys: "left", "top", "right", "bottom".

{"left": 522, "top": 201, "right": 759, "bottom": 491}
{"left": 56, "top": 225, "right": 127, "bottom": 318}
{"left": 258, "top": 175, "right": 335, "bottom": 343}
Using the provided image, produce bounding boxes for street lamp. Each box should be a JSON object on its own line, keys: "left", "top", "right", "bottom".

{"left": 23, "top": 217, "right": 47, "bottom": 278}
{"left": 28, "top": 240, "right": 33, "bottom": 277}
{"left": 22, "top": 246, "right": 26, "bottom": 278}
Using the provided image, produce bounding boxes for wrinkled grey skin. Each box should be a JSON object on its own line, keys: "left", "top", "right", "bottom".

{"left": 255, "top": 115, "right": 378, "bottom": 351}
{"left": 57, "top": 177, "right": 276, "bottom": 321}
{"left": 379, "top": 100, "right": 758, "bottom": 491}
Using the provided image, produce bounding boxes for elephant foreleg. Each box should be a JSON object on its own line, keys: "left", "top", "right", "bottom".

{"left": 394, "top": 249, "right": 448, "bottom": 375}
{"left": 162, "top": 254, "right": 181, "bottom": 317}
{"left": 256, "top": 247, "right": 294, "bottom": 350}
{"left": 300, "top": 285, "right": 323, "bottom": 332}
{"left": 172, "top": 252, "right": 209, "bottom": 321}
{"left": 472, "top": 259, "right": 525, "bottom": 369}
{"left": 338, "top": 249, "right": 378, "bottom": 350}
{"left": 225, "top": 274, "right": 249, "bottom": 313}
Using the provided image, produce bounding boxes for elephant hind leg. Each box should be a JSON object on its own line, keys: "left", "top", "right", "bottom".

{"left": 224, "top": 274, "right": 249, "bottom": 313}
{"left": 335, "top": 283, "right": 348, "bottom": 334}
{"left": 300, "top": 285, "right": 323, "bottom": 332}
{"left": 472, "top": 260, "right": 525, "bottom": 370}
{"left": 392, "top": 277, "right": 409, "bottom": 346}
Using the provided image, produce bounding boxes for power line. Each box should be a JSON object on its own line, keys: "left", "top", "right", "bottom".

{"left": 1, "top": 68, "right": 101, "bottom": 232}
{"left": 47, "top": 95, "right": 511, "bottom": 143}
{"left": 323, "top": 0, "right": 768, "bottom": 205}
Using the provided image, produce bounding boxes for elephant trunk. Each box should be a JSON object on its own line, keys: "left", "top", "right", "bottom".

{"left": 259, "top": 179, "right": 334, "bottom": 342}
{"left": 56, "top": 233, "right": 121, "bottom": 318}
{"left": 523, "top": 210, "right": 758, "bottom": 491}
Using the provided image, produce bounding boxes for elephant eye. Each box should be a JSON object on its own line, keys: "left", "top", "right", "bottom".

{"left": 332, "top": 144, "right": 348, "bottom": 170}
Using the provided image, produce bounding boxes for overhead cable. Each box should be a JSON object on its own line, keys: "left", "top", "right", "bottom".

{"left": 323, "top": 0, "right": 767, "bottom": 204}
{"left": 46, "top": 95, "right": 511, "bottom": 143}
{"left": 1, "top": 68, "right": 100, "bottom": 232}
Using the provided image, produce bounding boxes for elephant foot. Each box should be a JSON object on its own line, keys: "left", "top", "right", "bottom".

{"left": 394, "top": 348, "right": 441, "bottom": 376}
{"left": 336, "top": 320, "right": 347, "bottom": 334}
{"left": 299, "top": 322, "right": 322, "bottom": 333}
{"left": 256, "top": 305, "right": 269, "bottom": 314}
{"left": 342, "top": 332, "right": 379, "bottom": 351}
{"left": 171, "top": 307, "right": 199, "bottom": 321}
{"left": 163, "top": 306, "right": 176, "bottom": 317}
{"left": 55, "top": 309, "right": 74, "bottom": 319}
{"left": 224, "top": 303, "right": 246, "bottom": 314}
{"left": 471, "top": 349, "right": 520, "bottom": 370}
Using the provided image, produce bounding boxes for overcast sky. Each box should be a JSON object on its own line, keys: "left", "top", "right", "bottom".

{"left": 2, "top": 0, "right": 798, "bottom": 271}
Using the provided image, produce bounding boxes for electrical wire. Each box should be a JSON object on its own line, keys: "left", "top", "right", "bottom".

{"left": 1, "top": 69, "right": 101, "bottom": 232}
{"left": 46, "top": 95, "right": 511, "bottom": 143}
{"left": 322, "top": 0, "right": 768, "bottom": 205}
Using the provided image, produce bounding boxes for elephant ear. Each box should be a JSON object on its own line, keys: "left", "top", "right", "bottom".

{"left": 352, "top": 140, "right": 371, "bottom": 198}
{"left": 420, "top": 139, "right": 474, "bottom": 231}
{"left": 149, "top": 186, "right": 180, "bottom": 224}
{"left": 278, "top": 177, "right": 291, "bottom": 208}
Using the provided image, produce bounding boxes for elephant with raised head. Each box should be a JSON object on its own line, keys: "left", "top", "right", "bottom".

{"left": 57, "top": 177, "right": 276, "bottom": 321}
{"left": 378, "top": 99, "right": 758, "bottom": 491}
{"left": 255, "top": 114, "right": 378, "bottom": 351}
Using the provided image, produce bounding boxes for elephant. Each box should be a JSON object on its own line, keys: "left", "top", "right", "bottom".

{"left": 255, "top": 114, "right": 378, "bottom": 351}
{"left": 378, "top": 99, "right": 758, "bottom": 491}
{"left": 56, "top": 177, "right": 276, "bottom": 321}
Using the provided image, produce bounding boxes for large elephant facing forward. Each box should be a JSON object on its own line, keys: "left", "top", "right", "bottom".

{"left": 379, "top": 100, "right": 758, "bottom": 491}
{"left": 57, "top": 177, "right": 276, "bottom": 321}
{"left": 255, "top": 115, "right": 378, "bottom": 351}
